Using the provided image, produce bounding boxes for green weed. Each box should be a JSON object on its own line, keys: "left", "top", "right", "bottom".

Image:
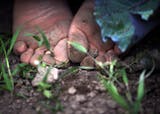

{"left": 69, "top": 41, "right": 148, "bottom": 114}
{"left": 0, "top": 28, "right": 64, "bottom": 113}
{"left": 0, "top": 28, "right": 21, "bottom": 92}
{"left": 98, "top": 62, "right": 146, "bottom": 114}
{"left": 24, "top": 27, "right": 50, "bottom": 50}
{"left": 0, "top": 27, "right": 37, "bottom": 92}
{"left": 37, "top": 66, "right": 53, "bottom": 99}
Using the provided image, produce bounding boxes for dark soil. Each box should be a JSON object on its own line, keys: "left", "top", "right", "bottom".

{"left": 0, "top": 28, "right": 160, "bottom": 114}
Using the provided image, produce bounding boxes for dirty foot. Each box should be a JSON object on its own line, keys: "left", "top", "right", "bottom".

{"left": 13, "top": 0, "right": 72, "bottom": 66}
{"left": 68, "top": 0, "right": 118, "bottom": 67}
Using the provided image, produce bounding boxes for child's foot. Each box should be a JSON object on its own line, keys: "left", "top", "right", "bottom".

{"left": 13, "top": 0, "right": 118, "bottom": 67}
{"left": 67, "top": 0, "right": 116, "bottom": 66}
{"left": 13, "top": 0, "right": 72, "bottom": 66}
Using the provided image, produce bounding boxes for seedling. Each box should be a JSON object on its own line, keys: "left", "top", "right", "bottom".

{"left": 0, "top": 28, "right": 21, "bottom": 92}
{"left": 0, "top": 27, "right": 37, "bottom": 92}
{"left": 24, "top": 27, "right": 50, "bottom": 50}
{"left": 37, "top": 66, "right": 53, "bottom": 99}
{"left": 69, "top": 41, "right": 147, "bottom": 114}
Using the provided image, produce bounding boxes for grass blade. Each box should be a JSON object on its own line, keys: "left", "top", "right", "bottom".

{"left": 79, "top": 66, "right": 95, "bottom": 70}
{"left": 122, "top": 69, "right": 128, "bottom": 86}
{"left": 12, "top": 63, "right": 28, "bottom": 76}
{"left": 102, "top": 78, "right": 129, "bottom": 110}
{"left": 137, "top": 70, "right": 145, "bottom": 101}
{"left": 68, "top": 41, "right": 87, "bottom": 54}
{"left": 37, "top": 27, "right": 50, "bottom": 50}
{"left": 0, "top": 38, "right": 14, "bottom": 91}
{"left": 24, "top": 33, "right": 41, "bottom": 41}
{"left": 1, "top": 64, "right": 13, "bottom": 91}
{"left": 43, "top": 90, "right": 53, "bottom": 99}
{"left": 59, "top": 67, "right": 79, "bottom": 78}
{"left": 7, "top": 27, "right": 21, "bottom": 56}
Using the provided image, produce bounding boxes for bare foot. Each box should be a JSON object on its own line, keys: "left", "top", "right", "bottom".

{"left": 13, "top": 0, "right": 72, "bottom": 66}
{"left": 68, "top": 0, "right": 116, "bottom": 66}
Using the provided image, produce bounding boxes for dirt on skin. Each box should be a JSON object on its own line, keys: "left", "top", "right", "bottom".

{"left": 0, "top": 28, "right": 160, "bottom": 114}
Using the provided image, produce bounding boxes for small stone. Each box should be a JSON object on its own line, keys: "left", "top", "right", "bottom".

{"left": 29, "top": 102, "right": 33, "bottom": 106}
{"left": 48, "top": 67, "right": 59, "bottom": 81}
{"left": 87, "top": 91, "right": 96, "bottom": 98}
{"left": 75, "top": 110, "right": 83, "bottom": 114}
{"left": 63, "top": 108, "right": 73, "bottom": 114}
{"left": 15, "top": 79, "right": 23, "bottom": 87}
{"left": 68, "top": 86, "right": 77, "bottom": 95}
{"left": 95, "top": 84, "right": 106, "bottom": 92}
{"left": 33, "top": 92, "right": 39, "bottom": 97}
{"left": 97, "top": 107, "right": 106, "bottom": 114}
{"left": 24, "top": 80, "right": 30, "bottom": 86}
{"left": 36, "top": 106, "right": 41, "bottom": 112}
{"left": 16, "top": 99, "right": 21, "bottom": 104}
{"left": 70, "top": 102, "right": 79, "bottom": 109}
{"left": 32, "top": 66, "right": 60, "bottom": 86}
{"left": 75, "top": 94, "right": 87, "bottom": 103}
{"left": 31, "top": 74, "right": 43, "bottom": 86}
{"left": 106, "top": 100, "right": 117, "bottom": 109}
{"left": 26, "top": 99, "right": 30, "bottom": 103}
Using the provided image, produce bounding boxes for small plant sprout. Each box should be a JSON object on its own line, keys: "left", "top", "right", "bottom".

{"left": 24, "top": 27, "right": 51, "bottom": 50}
{"left": 0, "top": 28, "right": 21, "bottom": 92}
{"left": 69, "top": 41, "right": 146, "bottom": 114}
{"left": 37, "top": 66, "right": 53, "bottom": 99}
{"left": 0, "top": 27, "right": 36, "bottom": 92}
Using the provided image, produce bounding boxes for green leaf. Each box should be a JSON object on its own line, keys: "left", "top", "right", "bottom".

{"left": 37, "top": 27, "right": 50, "bottom": 50}
{"left": 133, "top": 101, "right": 141, "bottom": 114}
{"left": 122, "top": 69, "right": 128, "bottom": 86}
{"left": 109, "top": 60, "right": 117, "bottom": 77}
{"left": 42, "top": 66, "right": 51, "bottom": 82}
{"left": 1, "top": 64, "right": 13, "bottom": 91}
{"left": 59, "top": 66, "right": 79, "bottom": 78}
{"left": 24, "top": 33, "right": 41, "bottom": 41}
{"left": 79, "top": 66, "right": 95, "bottom": 70}
{"left": 7, "top": 27, "right": 21, "bottom": 56}
{"left": 102, "top": 79, "right": 129, "bottom": 110}
{"left": 12, "top": 63, "right": 28, "bottom": 76}
{"left": 0, "top": 38, "right": 14, "bottom": 91}
{"left": 38, "top": 82, "right": 52, "bottom": 90}
{"left": 137, "top": 70, "right": 145, "bottom": 102}
{"left": 24, "top": 33, "right": 35, "bottom": 37}
{"left": 43, "top": 90, "right": 53, "bottom": 99}
{"left": 68, "top": 41, "right": 87, "bottom": 54}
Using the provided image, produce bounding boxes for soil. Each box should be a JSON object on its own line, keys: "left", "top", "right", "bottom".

{"left": 0, "top": 28, "right": 160, "bottom": 114}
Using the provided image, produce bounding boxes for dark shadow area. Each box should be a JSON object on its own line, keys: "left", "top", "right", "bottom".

{"left": 0, "top": 0, "right": 13, "bottom": 34}
{"left": 67, "top": 0, "right": 84, "bottom": 15}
